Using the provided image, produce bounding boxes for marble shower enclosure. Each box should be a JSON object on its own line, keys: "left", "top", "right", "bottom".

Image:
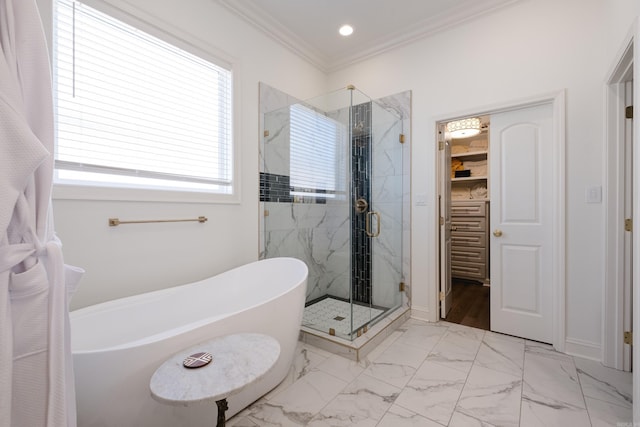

{"left": 259, "top": 83, "right": 411, "bottom": 311}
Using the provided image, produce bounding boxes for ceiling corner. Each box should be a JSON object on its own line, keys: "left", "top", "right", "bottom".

{"left": 215, "top": 0, "right": 331, "bottom": 73}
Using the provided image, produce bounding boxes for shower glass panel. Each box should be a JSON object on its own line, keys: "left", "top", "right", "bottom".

{"left": 261, "top": 86, "right": 403, "bottom": 340}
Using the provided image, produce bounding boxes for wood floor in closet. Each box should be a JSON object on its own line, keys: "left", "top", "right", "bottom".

{"left": 444, "top": 279, "right": 490, "bottom": 331}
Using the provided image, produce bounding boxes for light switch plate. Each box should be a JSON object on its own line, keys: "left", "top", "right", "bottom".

{"left": 415, "top": 193, "right": 427, "bottom": 206}
{"left": 585, "top": 186, "right": 602, "bottom": 204}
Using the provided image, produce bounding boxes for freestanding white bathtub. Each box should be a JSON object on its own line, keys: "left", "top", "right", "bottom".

{"left": 70, "top": 257, "right": 308, "bottom": 427}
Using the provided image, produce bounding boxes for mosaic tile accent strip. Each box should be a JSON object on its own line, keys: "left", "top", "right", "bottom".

{"left": 260, "top": 172, "right": 292, "bottom": 203}
{"left": 303, "top": 297, "right": 384, "bottom": 337}
{"left": 260, "top": 172, "right": 328, "bottom": 204}
{"left": 351, "top": 102, "right": 372, "bottom": 304}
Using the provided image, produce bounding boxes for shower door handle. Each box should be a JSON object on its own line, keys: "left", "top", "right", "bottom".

{"left": 366, "top": 211, "right": 381, "bottom": 238}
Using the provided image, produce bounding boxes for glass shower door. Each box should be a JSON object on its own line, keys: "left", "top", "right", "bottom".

{"left": 367, "top": 101, "right": 404, "bottom": 327}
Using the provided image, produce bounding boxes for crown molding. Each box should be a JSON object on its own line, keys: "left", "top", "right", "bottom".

{"left": 326, "top": 0, "right": 522, "bottom": 72}
{"left": 217, "top": 0, "right": 522, "bottom": 73}
{"left": 216, "top": 0, "right": 330, "bottom": 72}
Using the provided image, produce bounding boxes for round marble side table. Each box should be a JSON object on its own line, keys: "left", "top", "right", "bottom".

{"left": 150, "top": 333, "right": 280, "bottom": 427}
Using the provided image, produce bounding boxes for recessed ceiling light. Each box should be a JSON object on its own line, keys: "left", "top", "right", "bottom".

{"left": 339, "top": 25, "right": 354, "bottom": 37}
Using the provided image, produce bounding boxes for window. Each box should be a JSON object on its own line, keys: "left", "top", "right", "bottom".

{"left": 53, "top": 0, "right": 233, "bottom": 194}
{"left": 289, "top": 104, "right": 346, "bottom": 199}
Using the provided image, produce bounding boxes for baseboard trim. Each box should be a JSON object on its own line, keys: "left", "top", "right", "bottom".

{"left": 410, "top": 306, "right": 434, "bottom": 322}
{"left": 564, "top": 337, "right": 601, "bottom": 361}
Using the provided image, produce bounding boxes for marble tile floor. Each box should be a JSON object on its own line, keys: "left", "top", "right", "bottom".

{"left": 228, "top": 319, "right": 632, "bottom": 427}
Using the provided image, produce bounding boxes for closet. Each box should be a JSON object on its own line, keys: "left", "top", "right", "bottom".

{"left": 442, "top": 116, "right": 490, "bottom": 330}
{"left": 449, "top": 117, "right": 490, "bottom": 284}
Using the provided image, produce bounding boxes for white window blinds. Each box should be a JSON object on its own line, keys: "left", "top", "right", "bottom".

{"left": 53, "top": 0, "right": 233, "bottom": 193}
{"left": 289, "top": 104, "right": 345, "bottom": 197}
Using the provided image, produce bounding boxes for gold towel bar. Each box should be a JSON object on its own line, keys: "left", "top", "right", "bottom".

{"left": 108, "top": 216, "right": 208, "bottom": 227}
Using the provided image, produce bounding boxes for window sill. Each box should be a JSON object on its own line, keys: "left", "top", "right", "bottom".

{"left": 52, "top": 183, "right": 240, "bottom": 204}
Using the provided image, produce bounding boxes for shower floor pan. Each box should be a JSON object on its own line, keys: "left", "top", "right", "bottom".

{"left": 302, "top": 296, "right": 385, "bottom": 338}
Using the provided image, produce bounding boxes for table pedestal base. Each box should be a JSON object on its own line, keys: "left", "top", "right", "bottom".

{"left": 215, "top": 398, "right": 228, "bottom": 427}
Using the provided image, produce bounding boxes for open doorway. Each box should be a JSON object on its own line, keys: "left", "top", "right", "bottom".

{"left": 437, "top": 95, "right": 565, "bottom": 347}
{"left": 439, "top": 116, "right": 491, "bottom": 331}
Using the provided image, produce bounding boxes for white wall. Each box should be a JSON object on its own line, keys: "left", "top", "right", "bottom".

{"left": 604, "top": 0, "right": 640, "bottom": 68}
{"left": 37, "top": 0, "right": 327, "bottom": 309}
{"left": 327, "top": 0, "right": 638, "bottom": 357}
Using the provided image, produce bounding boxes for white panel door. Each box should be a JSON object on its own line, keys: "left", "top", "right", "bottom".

{"left": 490, "top": 103, "right": 554, "bottom": 343}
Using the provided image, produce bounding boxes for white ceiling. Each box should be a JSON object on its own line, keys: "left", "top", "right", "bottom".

{"left": 216, "top": 0, "right": 521, "bottom": 72}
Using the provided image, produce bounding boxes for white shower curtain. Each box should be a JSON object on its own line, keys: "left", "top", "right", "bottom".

{"left": 0, "top": 0, "right": 83, "bottom": 426}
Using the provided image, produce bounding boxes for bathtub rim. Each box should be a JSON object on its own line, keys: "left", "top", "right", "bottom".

{"left": 70, "top": 257, "right": 308, "bottom": 354}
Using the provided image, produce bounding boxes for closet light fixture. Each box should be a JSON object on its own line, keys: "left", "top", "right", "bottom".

{"left": 339, "top": 25, "right": 354, "bottom": 36}
{"left": 446, "top": 117, "right": 481, "bottom": 139}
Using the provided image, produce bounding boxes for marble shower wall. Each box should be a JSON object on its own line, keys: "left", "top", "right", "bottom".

{"left": 373, "top": 91, "right": 412, "bottom": 308}
{"left": 258, "top": 83, "right": 412, "bottom": 309}
{"left": 370, "top": 100, "right": 403, "bottom": 309}
{"left": 259, "top": 83, "right": 299, "bottom": 259}
{"left": 259, "top": 83, "right": 351, "bottom": 302}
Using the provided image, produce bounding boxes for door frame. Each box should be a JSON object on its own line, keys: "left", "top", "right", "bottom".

{"left": 438, "top": 130, "right": 453, "bottom": 318}
{"left": 603, "top": 34, "right": 634, "bottom": 371}
{"left": 435, "top": 90, "right": 566, "bottom": 351}
{"left": 604, "top": 23, "right": 640, "bottom": 425}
